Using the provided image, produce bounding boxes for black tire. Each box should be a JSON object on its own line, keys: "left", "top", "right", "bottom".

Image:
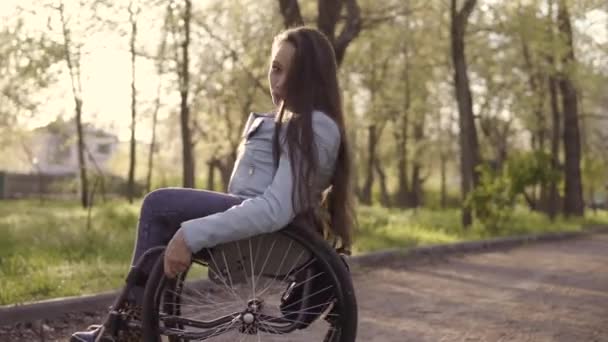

{"left": 142, "top": 225, "right": 357, "bottom": 342}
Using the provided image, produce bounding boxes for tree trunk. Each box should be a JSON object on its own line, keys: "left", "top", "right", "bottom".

{"left": 557, "top": 0, "right": 584, "bottom": 216}
{"left": 496, "top": 131, "right": 509, "bottom": 171}
{"left": 145, "top": 121, "right": 158, "bottom": 194}
{"left": 74, "top": 100, "right": 89, "bottom": 208}
{"left": 409, "top": 117, "right": 425, "bottom": 208}
{"left": 361, "top": 124, "right": 377, "bottom": 205}
{"left": 410, "top": 165, "right": 423, "bottom": 208}
{"left": 547, "top": 74, "right": 561, "bottom": 219}
{"left": 450, "top": 0, "right": 479, "bottom": 227}
{"left": 374, "top": 159, "right": 390, "bottom": 207}
{"left": 441, "top": 111, "right": 458, "bottom": 209}
{"left": 208, "top": 156, "right": 232, "bottom": 192}
{"left": 146, "top": 7, "right": 170, "bottom": 194}
{"left": 127, "top": 2, "right": 138, "bottom": 203}
{"left": 394, "top": 119, "right": 409, "bottom": 207}
{"left": 348, "top": 120, "right": 362, "bottom": 199}
{"left": 206, "top": 158, "right": 216, "bottom": 191}
{"left": 521, "top": 38, "right": 550, "bottom": 212}
{"left": 221, "top": 154, "right": 235, "bottom": 191}
{"left": 180, "top": 0, "right": 195, "bottom": 188}
{"left": 146, "top": 80, "right": 161, "bottom": 194}
{"left": 58, "top": 3, "right": 88, "bottom": 208}
{"left": 440, "top": 151, "right": 448, "bottom": 208}
{"left": 394, "top": 37, "right": 411, "bottom": 208}
{"left": 545, "top": 0, "right": 561, "bottom": 219}
{"left": 521, "top": 38, "right": 547, "bottom": 153}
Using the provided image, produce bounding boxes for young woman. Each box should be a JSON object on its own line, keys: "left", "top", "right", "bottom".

{"left": 70, "top": 26, "right": 355, "bottom": 342}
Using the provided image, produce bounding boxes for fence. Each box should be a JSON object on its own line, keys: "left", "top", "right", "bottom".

{"left": 0, "top": 172, "right": 78, "bottom": 199}
{"left": 0, "top": 172, "right": 141, "bottom": 200}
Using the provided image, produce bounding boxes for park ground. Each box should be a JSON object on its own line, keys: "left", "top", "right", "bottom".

{"left": 1, "top": 231, "right": 607, "bottom": 341}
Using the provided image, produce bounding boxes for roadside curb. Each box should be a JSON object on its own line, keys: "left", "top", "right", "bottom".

{"left": 349, "top": 224, "right": 608, "bottom": 267}
{"left": 2, "top": 225, "right": 607, "bottom": 325}
{"left": 0, "top": 290, "right": 118, "bottom": 326}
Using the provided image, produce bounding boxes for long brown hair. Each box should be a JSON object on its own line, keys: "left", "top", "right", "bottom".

{"left": 271, "top": 27, "right": 355, "bottom": 250}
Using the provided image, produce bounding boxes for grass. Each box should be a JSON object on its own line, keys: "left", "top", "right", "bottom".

{"left": 1, "top": 199, "right": 607, "bottom": 305}
{"left": 354, "top": 205, "right": 608, "bottom": 253}
{"left": 0, "top": 199, "right": 140, "bottom": 305}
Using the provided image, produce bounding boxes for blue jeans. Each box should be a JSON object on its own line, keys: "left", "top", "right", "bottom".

{"left": 129, "top": 187, "right": 244, "bottom": 274}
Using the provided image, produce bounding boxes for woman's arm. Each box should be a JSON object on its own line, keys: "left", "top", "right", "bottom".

{"left": 180, "top": 112, "right": 340, "bottom": 253}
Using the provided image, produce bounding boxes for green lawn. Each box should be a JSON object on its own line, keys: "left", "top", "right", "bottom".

{"left": 1, "top": 199, "right": 607, "bottom": 305}
{"left": 353, "top": 205, "right": 608, "bottom": 253}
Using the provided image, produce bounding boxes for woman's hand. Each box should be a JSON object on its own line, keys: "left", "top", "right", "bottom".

{"left": 164, "top": 228, "right": 192, "bottom": 279}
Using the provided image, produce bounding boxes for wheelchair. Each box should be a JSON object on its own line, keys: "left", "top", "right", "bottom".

{"left": 111, "top": 223, "right": 357, "bottom": 341}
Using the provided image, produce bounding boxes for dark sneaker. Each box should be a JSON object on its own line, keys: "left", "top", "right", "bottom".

{"left": 70, "top": 302, "right": 142, "bottom": 342}
{"left": 280, "top": 263, "right": 334, "bottom": 329}
{"left": 280, "top": 254, "right": 351, "bottom": 328}
{"left": 69, "top": 325, "right": 112, "bottom": 342}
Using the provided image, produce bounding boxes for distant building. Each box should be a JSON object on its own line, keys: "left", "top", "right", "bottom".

{"left": 31, "top": 119, "right": 119, "bottom": 175}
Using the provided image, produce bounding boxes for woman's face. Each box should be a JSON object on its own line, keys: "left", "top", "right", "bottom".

{"left": 268, "top": 41, "right": 296, "bottom": 108}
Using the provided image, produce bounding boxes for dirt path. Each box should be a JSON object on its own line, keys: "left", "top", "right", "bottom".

{"left": 2, "top": 233, "right": 607, "bottom": 341}
{"left": 355, "top": 233, "right": 608, "bottom": 342}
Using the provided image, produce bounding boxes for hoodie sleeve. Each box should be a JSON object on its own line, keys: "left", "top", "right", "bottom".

{"left": 181, "top": 111, "right": 341, "bottom": 252}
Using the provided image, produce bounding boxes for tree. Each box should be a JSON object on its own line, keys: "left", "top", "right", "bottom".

{"left": 450, "top": 0, "right": 480, "bottom": 227}
{"left": 55, "top": 1, "right": 90, "bottom": 208}
{"left": 0, "top": 17, "right": 61, "bottom": 143}
{"left": 145, "top": 6, "right": 170, "bottom": 194}
{"left": 358, "top": 42, "right": 391, "bottom": 205}
{"left": 189, "top": 0, "right": 277, "bottom": 191}
{"left": 167, "top": 0, "right": 195, "bottom": 188}
{"left": 547, "top": 68, "right": 562, "bottom": 218}
{"left": 126, "top": 0, "right": 140, "bottom": 202}
{"left": 512, "top": 2, "right": 560, "bottom": 214}
{"left": 277, "top": 0, "right": 362, "bottom": 66}
{"left": 344, "top": 24, "right": 396, "bottom": 205}
{"left": 392, "top": 38, "right": 412, "bottom": 207}
{"left": 546, "top": 0, "right": 562, "bottom": 219}
{"left": 556, "top": 0, "right": 584, "bottom": 216}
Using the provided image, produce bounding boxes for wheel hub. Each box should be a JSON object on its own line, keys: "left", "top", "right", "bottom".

{"left": 239, "top": 299, "right": 264, "bottom": 334}
{"left": 242, "top": 313, "right": 255, "bottom": 324}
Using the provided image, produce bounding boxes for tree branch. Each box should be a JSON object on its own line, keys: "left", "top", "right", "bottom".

{"left": 359, "top": 4, "right": 424, "bottom": 30}
{"left": 193, "top": 17, "right": 267, "bottom": 93}
{"left": 460, "top": 0, "right": 477, "bottom": 22}
{"left": 334, "top": 0, "right": 362, "bottom": 65}
{"left": 278, "top": 0, "right": 303, "bottom": 27}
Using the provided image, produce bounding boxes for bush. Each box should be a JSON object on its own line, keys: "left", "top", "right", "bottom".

{"left": 468, "top": 151, "right": 561, "bottom": 233}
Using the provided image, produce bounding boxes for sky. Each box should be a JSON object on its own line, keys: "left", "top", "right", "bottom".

{"left": 2, "top": 0, "right": 181, "bottom": 142}
{"left": 2, "top": 1, "right": 607, "bottom": 142}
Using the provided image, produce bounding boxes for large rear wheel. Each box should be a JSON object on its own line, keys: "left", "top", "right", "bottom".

{"left": 142, "top": 225, "right": 357, "bottom": 341}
